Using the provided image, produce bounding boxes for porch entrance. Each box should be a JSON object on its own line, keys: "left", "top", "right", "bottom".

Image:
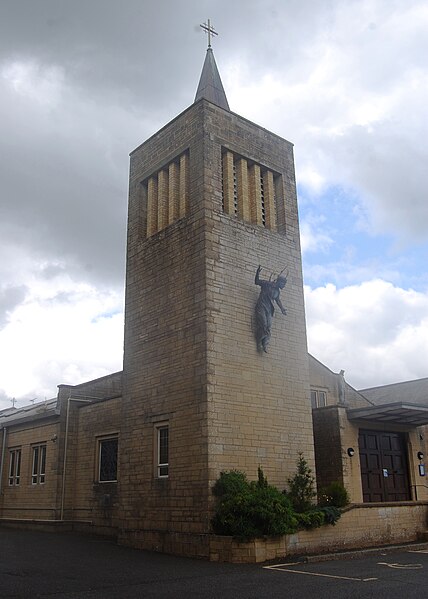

{"left": 358, "top": 430, "right": 410, "bottom": 502}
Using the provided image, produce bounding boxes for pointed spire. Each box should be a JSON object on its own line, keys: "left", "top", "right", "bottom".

{"left": 195, "top": 20, "right": 229, "bottom": 110}
{"left": 194, "top": 48, "right": 230, "bottom": 110}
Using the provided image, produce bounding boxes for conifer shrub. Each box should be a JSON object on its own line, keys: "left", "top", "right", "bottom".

{"left": 317, "top": 505, "right": 341, "bottom": 525}
{"left": 295, "top": 509, "right": 325, "bottom": 530}
{"left": 318, "top": 481, "right": 350, "bottom": 508}
{"left": 285, "top": 453, "right": 316, "bottom": 513}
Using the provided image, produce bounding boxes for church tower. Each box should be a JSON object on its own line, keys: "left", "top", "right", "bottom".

{"left": 119, "top": 33, "right": 315, "bottom": 556}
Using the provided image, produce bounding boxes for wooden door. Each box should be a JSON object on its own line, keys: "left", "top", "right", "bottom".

{"left": 359, "top": 430, "right": 410, "bottom": 502}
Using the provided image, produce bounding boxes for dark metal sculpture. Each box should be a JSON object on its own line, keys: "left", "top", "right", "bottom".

{"left": 254, "top": 265, "right": 287, "bottom": 353}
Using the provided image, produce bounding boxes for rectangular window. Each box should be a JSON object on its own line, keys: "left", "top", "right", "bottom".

{"left": 157, "top": 425, "right": 169, "bottom": 478}
{"left": 8, "top": 448, "right": 21, "bottom": 486}
{"left": 98, "top": 436, "right": 118, "bottom": 482}
{"left": 311, "top": 390, "right": 327, "bottom": 409}
{"left": 32, "top": 444, "right": 46, "bottom": 484}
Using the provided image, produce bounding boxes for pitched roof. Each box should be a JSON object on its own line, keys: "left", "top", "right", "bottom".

{"left": 359, "top": 378, "right": 428, "bottom": 406}
{"left": 194, "top": 48, "right": 230, "bottom": 110}
{"left": 0, "top": 398, "right": 58, "bottom": 428}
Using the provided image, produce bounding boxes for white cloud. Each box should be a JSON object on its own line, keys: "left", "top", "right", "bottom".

{"left": 305, "top": 279, "right": 428, "bottom": 389}
{"left": 300, "top": 220, "right": 333, "bottom": 255}
{"left": 2, "top": 60, "right": 64, "bottom": 107}
{"left": 225, "top": 0, "right": 428, "bottom": 244}
{"left": 0, "top": 266, "right": 123, "bottom": 408}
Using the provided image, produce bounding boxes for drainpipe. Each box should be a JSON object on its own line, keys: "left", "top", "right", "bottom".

{"left": 0, "top": 427, "right": 7, "bottom": 495}
{"left": 60, "top": 397, "right": 94, "bottom": 521}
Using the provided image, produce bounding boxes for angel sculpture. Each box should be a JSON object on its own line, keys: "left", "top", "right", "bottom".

{"left": 254, "top": 265, "right": 288, "bottom": 353}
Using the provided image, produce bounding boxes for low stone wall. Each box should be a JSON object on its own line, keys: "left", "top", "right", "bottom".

{"left": 209, "top": 502, "right": 428, "bottom": 563}
{"left": 118, "top": 529, "right": 210, "bottom": 559}
{"left": 2, "top": 502, "right": 427, "bottom": 563}
{"left": 0, "top": 518, "right": 118, "bottom": 539}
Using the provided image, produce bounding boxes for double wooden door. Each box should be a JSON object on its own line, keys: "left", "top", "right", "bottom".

{"left": 359, "top": 430, "right": 410, "bottom": 502}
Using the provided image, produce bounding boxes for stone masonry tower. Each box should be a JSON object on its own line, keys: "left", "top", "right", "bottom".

{"left": 119, "top": 43, "right": 315, "bottom": 557}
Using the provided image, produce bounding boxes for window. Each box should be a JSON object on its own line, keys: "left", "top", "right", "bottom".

{"left": 98, "top": 436, "right": 118, "bottom": 482}
{"left": 32, "top": 444, "right": 46, "bottom": 484}
{"left": 8, "top": 448, "right": 21, "bottom": 486}
{"left": 156, "top": 424, "right": 169, "bottom": 478}
{"left": 311, "top": 390, "right": 327, "bottom": 409}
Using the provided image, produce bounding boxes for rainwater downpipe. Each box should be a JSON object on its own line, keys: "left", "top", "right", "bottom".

{"left": 0, "top": 427, "right": 7, "bottom": 495}
{"left": 60, "top": 397, "right": 93, "bottom": 521}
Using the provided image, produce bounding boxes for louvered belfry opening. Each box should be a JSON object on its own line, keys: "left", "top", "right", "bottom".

{"left": 221, "top": 149, "right": 280, "bottom": 231}
{"left": 143, "top": 150, "right": 190, "bottom": 238}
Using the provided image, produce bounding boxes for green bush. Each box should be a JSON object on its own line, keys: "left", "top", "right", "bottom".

{"left": 318, "top": 481, "right": 350, "bottom": 508}
{"left": 296, "top": 509, "right": 325, "bottom": 530}
{"left": 212, "top": 469, "right": 249, "bottom": 498}
{"left": 211, "top": 462, "right": 344, "bottom": 540}
{"left": 211, "top": 470, "right": 298, "bottom": 540}
{"left": 317, "top": 505, "right": 341, "bottom": 525}
{"left": 286, "top": 453, "right": 316, "bottom": 513}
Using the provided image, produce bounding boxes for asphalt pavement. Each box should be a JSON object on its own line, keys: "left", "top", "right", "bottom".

{"left": 1, "top": 527, "right": 428, "bottom": 598}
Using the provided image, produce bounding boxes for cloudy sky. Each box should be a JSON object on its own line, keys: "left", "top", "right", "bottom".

{"left": 1, "top": 0, "right": 427, "bottom": 410}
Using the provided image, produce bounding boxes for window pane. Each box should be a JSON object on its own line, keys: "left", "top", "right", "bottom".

{"left": 99, "top": 438, "right": 118, "bottom": 482}
{"left": 318, "top": 391, "right": 327, "bottom": 407}
{"left": 40, "top": 445, "right": 46, "bottom": 476}
{"left": 8, "top": 451, "right": 15, "bottom": 485}
{"left": 158, "top": 427, "right": 168, "bottom": 465}
{"left": 159, "top": 465, "right": 168, "bottom": 477}
{"left": 32, "top": 446, "right": 39, "bottom": 483}
{"left": 310, "top": 390, "right": 317, "bottom": 409}
{"left": 16, "top": 450, "right": 21, "bottom": 479}
{"left": 158, "top": 426, "right": 169, "bottom": 477}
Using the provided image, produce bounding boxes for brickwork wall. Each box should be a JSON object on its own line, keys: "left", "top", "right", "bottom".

{"left": 58, "top": 372, "right": 122, "bottom": 403}
{"left": 201, "top": 102, "right": 314, "bottom": 490}
{"left": 308, "top": 355, "right": 371, "bottom": 409}
{"left": 410, "top": 427, "right": 428, "bottom": 501}
{"left": 312, "top": 407, "right": 344, "bottom": 490}
{"left": 0, "top": 419, "right": 60, "bottom": 519}
{"left": 55, "top": 372, "right": 123, "bottom": 524}
{"left": 210, "top": 502, "right": 428, "bottom": 562}
{"left": 121, "top": 101, "right": 211, "bottom": 540}
{"left": 67, "top": 398, "right": 121, "bottom": 531}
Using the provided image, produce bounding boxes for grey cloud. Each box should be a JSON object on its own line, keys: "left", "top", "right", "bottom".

{"left": 330, "top": 122, "right": 428, "bottom": 242}
{"left": 0, "top": 285, "right": 28, "bottom": 328}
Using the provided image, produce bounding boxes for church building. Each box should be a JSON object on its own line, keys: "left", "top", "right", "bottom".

{"left": 1, "top": 35, "right": 427, "bottom": 561}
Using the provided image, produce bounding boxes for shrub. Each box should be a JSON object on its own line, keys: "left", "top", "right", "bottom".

{"left": 212, "top": 469, "right": 249, "bottom": 499}
{"left": 318, "top": 481, "right": 350, "bottom": 508}
{"left": 296, "top": 509, "right": 325, "bottom": 530}
{"left": 211, "top": 470, "right": 298, "bottom": 540}
{"left": 286, "top": 453, "right": 316, "bottom": 513}
{"left": 211, "top": 463, "right": 344, "bottom": 540}
{"left": 317, "top": 505, "right": 341, "bottom": 525}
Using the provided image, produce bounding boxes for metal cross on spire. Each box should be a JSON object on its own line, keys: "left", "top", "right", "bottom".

{"left": 200, "top": 19, "right": 218, "bottom": 48}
